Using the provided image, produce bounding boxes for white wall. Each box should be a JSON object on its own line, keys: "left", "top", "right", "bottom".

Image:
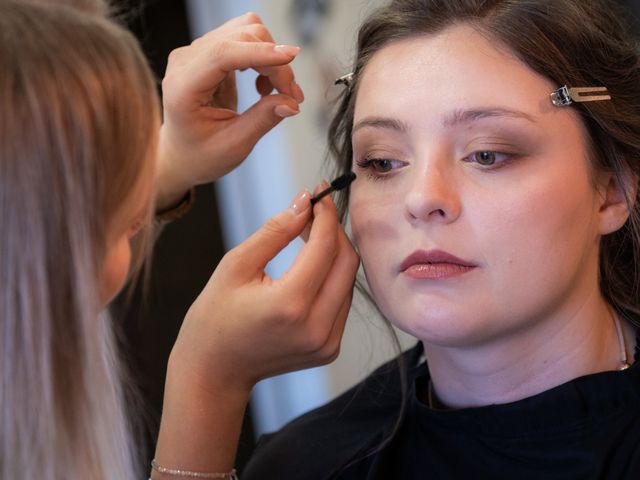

{"left": 185, "top": 0, "right": 415, "bottom": 436}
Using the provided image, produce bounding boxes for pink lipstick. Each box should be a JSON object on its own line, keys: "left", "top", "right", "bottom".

{"left": 399, "top": 249, "right": 476, "bottom": 279}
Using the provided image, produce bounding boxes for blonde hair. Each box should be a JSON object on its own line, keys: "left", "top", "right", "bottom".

{"left": 27, "top": 0, "right": 112, "bottom": 16}
{"left": 0, "top": 1, "right": 160, "bottom": 478}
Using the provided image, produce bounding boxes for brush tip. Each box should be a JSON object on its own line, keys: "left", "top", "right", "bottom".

{"left": 330, "top": 172, "right": 356, "bottom": 190}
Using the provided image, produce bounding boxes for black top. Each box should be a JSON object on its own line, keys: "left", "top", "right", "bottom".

{"left": 243, "top": 338, "right": 640, "bottom": 479}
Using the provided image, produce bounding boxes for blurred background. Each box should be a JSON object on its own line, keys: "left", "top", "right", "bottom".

{"left": 113, "top": 0, "right": 640, "bottom": 474}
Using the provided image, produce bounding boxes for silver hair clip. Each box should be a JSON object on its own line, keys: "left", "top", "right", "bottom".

{"left": 550, "top": 85, "right": 611, "bottom": 107}
{"left": 334, "top": 72, "right": 354, "bottom": 88}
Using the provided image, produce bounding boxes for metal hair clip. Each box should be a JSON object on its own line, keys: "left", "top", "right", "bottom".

{"left": 550, "top": 85, "right": 611, "bottom": 107}
{"left": 334, "top": 72, "right": 354, "bottom": 88}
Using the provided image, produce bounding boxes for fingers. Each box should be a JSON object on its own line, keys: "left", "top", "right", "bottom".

{"left": 314, "top": 294, "right": 354, "bottom": 365}
{"left": 175, "top": 41, "right": 297, "bottom": 105}
{"left": 279, "top": 217, "right": 358, "bottom": 369}
{"left": 255, "top": 73, "right": 302, "bottom": 102}
{"left": 253, "top": 62, "right": 304, "bottom": 102}
{"left": 299, "top": 181, "right": 329, "bottom": 243}
{"left": 179, "top": 12, "right": 303, "bottom": 103}
{"left": 217, "top": 93, "right": 298, "bottom": 154}
{"left": 226, "top": 21, "right": 304, "bottom": 101}
{"left": 278, "top": 191, "right": 344, "bottom": 299}
{"left": 288, "top": 295, "right": 353, "bottom": 372}
{"left": 302, "top": 221, "right": 359, "bottom": 355}
{"left": 222, "top": 190, "right": 313, "bottom": 281}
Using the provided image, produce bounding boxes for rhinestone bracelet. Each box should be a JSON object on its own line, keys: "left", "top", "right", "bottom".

{"left": 151, "top": 459, "right": 238, "bottom": 479}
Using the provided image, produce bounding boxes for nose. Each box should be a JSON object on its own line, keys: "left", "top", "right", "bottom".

{"left": 404, "top": 161, "right": 461, "bottom": 224}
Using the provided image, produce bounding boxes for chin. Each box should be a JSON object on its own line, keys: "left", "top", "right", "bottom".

{"left": 388, "top": 308, "right": 494, "bottom": 348}
{"left": 99, "top": 268, "right": 128, "bottom": 307}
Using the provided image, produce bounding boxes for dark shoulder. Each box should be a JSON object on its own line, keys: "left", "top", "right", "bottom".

{"left": 242, "top": 344, "right": 422, "bottom": 480}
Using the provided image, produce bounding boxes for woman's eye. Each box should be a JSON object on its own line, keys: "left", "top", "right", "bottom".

{"left": 369, "top": 159, "right": 395, "bottom": 172}
{"left": 355, "top": 157, "right": 406, "bottom": 175}
{"left": 465, "top": 150, "right": 512, "bottom": 167}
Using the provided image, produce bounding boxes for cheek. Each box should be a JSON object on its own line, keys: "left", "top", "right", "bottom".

{"left": 350, "top": 187, "right": 401, "bottom": 257}
{"left": 100, "top": 235, "right": 132, "bottom": 306}
{"left": 478, "top": 166, "right": 601, "bottom": 297}
{"left": 349, "top": 187, "right": 405, "bottom": 309}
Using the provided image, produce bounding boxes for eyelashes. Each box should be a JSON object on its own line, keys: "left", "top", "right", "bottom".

{"left": 461, "top": 150, "right": 516, "bottom": 168}
{"left": 355, "top": 157, "right": 405, "bottom": 173}
{"left": 354, "top": 149, "right": 518, "bottom": 179}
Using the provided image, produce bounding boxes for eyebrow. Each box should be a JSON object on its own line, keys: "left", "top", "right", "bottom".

{"left": 352, "top": 117, "right": 408, "bottom": 134}
{"left": 442, "top": 108, "right": 536, "bottom": 127}
{"left": 352, "top": 107, "right": 535, "bottom": 135}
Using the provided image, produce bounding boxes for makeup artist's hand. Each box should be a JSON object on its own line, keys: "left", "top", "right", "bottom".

{"left": 168, "top": 189, "right": 359, "bottom": 394}
{"left": 156, "top": 12, "right": 304, "bottom": 210}
{"left": 154, "top": 189, "right": 357, "bottom": 474}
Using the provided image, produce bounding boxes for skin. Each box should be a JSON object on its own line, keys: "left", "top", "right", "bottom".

{"left": 100, "top": 127, "right": 158, "bottom": 306}
{"left": 349, "top": 24, "right": 633, "bottom": 409}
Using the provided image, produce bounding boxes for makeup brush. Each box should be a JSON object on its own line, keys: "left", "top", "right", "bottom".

{"left": 310, "top": 172, "right": 357, "bottom": 206}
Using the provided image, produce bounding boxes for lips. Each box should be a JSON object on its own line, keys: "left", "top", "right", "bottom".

{"left": 399, "top": 249, "right": 476, "bottom": 279}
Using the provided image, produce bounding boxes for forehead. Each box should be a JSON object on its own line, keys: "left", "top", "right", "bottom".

{"left": 354, "top": 24, "right": 560, "bottom": 125}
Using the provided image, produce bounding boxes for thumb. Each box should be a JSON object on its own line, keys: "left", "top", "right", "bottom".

{"left": 230, "top": 94, "right": 300, "bottom": 150}
{"left": 224, "top": 190, "right": 312, "bottom": 279}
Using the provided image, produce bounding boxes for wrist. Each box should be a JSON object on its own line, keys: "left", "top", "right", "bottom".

{"left": 166, "top": 346, "right": 254, "bottom": 402}
{"left": 155, "top": 355, "right": 250, "bottom": 479}
{"left": 156, "top": 125, "right": 196, "bottom": 211}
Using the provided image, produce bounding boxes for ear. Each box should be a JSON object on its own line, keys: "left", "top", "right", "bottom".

{"left": 597, "top": 170, "right": 638, "bottom": 235}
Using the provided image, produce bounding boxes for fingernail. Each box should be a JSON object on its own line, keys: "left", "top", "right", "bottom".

{"left": 289, "top": 189, "right": 311, "bottom": 215}
{"left": 291, "top": 81, "right": 305, "bottom": 103}
{"left": 274, "top": 44, "right": 301, "bottom": 56}
{"left": 274, "top": 104, "right": 299, "bottom": 118}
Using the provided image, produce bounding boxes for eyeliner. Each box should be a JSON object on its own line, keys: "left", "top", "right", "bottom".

{"left": 310, "top": 172, "right": 357, "bottom": 206}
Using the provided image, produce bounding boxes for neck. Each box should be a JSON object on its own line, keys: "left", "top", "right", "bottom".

{"left": 423, "top": 295, "right": 632, "bottom": 409}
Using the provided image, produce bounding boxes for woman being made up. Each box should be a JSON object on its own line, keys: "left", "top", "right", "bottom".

{"left": 243, "top": 0, "right": 640, "bottom": 478}
{"left": 0, "top": 1, "right": 358, "bottom": 479}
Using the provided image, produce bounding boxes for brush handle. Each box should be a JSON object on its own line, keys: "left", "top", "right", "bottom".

{"left": 310, "top": 173, "right": 356, "bottom": 206}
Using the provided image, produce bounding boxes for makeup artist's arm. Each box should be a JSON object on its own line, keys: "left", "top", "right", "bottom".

{"left": 152, "top": 190, "right": 359, "bottom": 478}
{"left": 156, "top": 12, "right": 304, "bottom": 211}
